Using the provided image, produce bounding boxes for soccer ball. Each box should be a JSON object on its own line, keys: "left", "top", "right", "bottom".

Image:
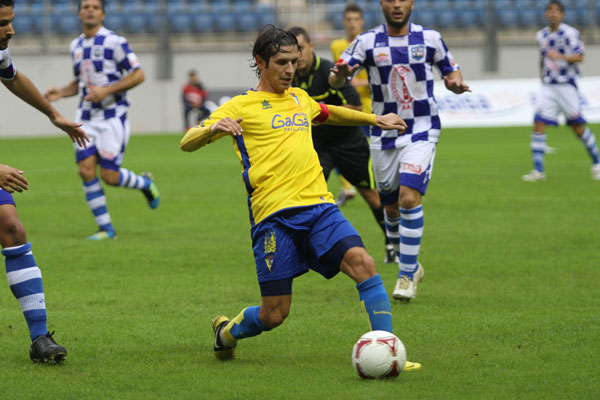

{"left": 352, "top": 330, "right": 407, "bottom": 379}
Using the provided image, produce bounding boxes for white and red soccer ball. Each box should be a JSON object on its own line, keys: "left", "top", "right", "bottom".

{"left": 352, "top": 330, "right": 407, "bottom": 379}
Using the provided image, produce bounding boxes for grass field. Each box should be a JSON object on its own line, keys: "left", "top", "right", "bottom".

{"left": 1, "top": 125, "right": 599, "bottom": 399}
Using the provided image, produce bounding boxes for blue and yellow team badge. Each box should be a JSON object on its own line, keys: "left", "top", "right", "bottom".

{"left": 264, "top": 230, "right": 276, "bottom": 272}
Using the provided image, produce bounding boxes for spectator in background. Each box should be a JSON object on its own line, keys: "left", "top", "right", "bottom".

{"left": 182, "top": 70, "right": 209, "bottom": 130}
{"left": 329, "top": 3, "right": 371, "bottom": 208}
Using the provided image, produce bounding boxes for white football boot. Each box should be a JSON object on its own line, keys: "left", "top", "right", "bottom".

{"left": 393, "top": 262, "right": 424, "bottom": 302}
{"left": 521, "top": 170, "right": 546, "bottom": 182}
{"left": 591, "top": 164, "right": 600, "bottom": 181}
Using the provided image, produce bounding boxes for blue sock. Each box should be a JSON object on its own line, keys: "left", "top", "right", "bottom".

{"left": 399, "top": 205, "right": 423, "bottom": 279}
{"left": 227, "top": 306, "right": 269, "bottom": 341}
{"left": 357, "top": 274, "right": 393, "bottom": 333}
{"left": 117, "top": 168, "right": 151, "bottom": 190}
{"left": 531, "top": 132, "right": 546, "bottom": 172}
{"left": 580, "top": 128, "right": 599, "bottom": 164}
{"left": 2, "top": 242, "right": 48, "bottom": 341}
{"left": 83, "top": 178, "right": 115, "bottom": 232}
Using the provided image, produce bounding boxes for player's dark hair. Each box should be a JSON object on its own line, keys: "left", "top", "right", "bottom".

{"left": 251, "top": 25, "right": 299, "bottom": 77}
{"left": 344, "top": 3, "right": 363, "bottom": 17}
{"left": 546, "top": 0, "right": 564, "bottom": 13}
{"left": 288, "top": 26, "right": 311, "bottom": 45}
{"left": 78, "top": 0, "right": 105, "bottom": 13}
{"left": 0, "top": 0, "right": 15, "bottom": 8}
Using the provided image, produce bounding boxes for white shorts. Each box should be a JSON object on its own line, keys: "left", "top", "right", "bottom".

{"left": 534, "top": 83, "right": 586, "bottom": 126}
{"left": 372, "top": 140, "right": 437, "bottom": 205}
{"left": 75, "top": 116, "right": 130, "bottom": 170}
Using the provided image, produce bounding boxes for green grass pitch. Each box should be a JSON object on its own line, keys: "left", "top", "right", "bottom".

{"left": 0, "top": 125, "right": 599, "bottom": 399}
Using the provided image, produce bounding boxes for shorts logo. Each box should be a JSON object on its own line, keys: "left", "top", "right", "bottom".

{"left": 411, "top": 45, "right": 425, "bottom": 61}
{"left": 264, "top": 230, "right": 276, "bottom": 272}
{"left": 98, "top": 150, "right": 116, "bottom": 161}
{"left": 402, "top": 163, "right": 422, "bottom": 174}
{"left": 378, "top": 181, "right": 392, "bottom": 193}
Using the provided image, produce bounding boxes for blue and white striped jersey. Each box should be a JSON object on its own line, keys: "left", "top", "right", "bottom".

{"left": 339, "top": 23, "right": 459, "bottom": 150}
{"left": 70, "top": 26, "right": 140, "bottom": 121}
{"left": 537, "top": 23, "right": 584, "bottom": 87}
{"left": 0, "top": 47, "right": 16, "bottom": 81}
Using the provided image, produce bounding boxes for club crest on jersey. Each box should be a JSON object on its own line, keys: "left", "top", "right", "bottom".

{"left": 262, "top": 100, "right": 272, "bottom": 110}
{"left": 92, "top": 46, "right": 103, "bottom": 59}
{"left": 411, "top": 45, "right": 425, "bottom": 61}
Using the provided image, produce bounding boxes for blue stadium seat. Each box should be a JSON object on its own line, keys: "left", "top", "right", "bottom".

{"left": 51, "top": 3, "right": 79, "bottom": 35}
{"left": 412, "top": 9, "right": 436, "bottom": 28}
{"left": 13, "top": 14, "right": 34, "bottom": 35}
{"left": 235, "top": 3, "right": 258, "bottom": 32}
{"left": 210, "top": 2, "right": 235, "bottom": 32}
{"left": 191, "top": 11, "right": 214, "bottom": 33}
{"left": 122, "top": 2, "right": 147, "bottom": 34}
{"left": 456, "top": 0, "right": 483, "bottom": 28}
{"left": 436, "top": 8, "right": 458, "bottom": 29}
{"left": 255, "top": 3, "right": 277, "bottom": 29}
{"left": 518, "top": 6, "right": 542, "bottom": 28}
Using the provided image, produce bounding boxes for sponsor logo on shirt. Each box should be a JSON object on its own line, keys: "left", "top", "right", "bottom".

{"left": 272, "top": 112, "right": 309, "bottom": 132}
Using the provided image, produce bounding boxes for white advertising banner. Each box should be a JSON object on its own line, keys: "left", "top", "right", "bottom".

{"left": 434, "top": 76, "right": 600, "bottom": 128}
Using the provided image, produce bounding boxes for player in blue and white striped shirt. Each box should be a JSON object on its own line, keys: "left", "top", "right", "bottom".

{"left": 45, "top": 0, "right": 160, "bottom": 240}
{"left": 330, "top": 0, "right": 470, "bottom": 302}
{"left": 522, "top": 0, "right": 600, "bottom": 182}
{"left": 1, "top": 0, "right": 90, "bottom": 362}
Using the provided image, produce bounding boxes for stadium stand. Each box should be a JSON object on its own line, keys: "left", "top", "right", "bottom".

{"left": 7, "top": 0, "right": 599, "bottom": 37}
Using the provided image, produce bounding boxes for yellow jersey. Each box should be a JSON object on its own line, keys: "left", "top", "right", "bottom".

{"left": 200, "top": 87, "right": 335, "bottom": 226}
{"left": 330, "top": 38, "right": 372, "bottom": 114}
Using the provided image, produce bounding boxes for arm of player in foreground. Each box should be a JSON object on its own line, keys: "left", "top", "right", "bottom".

{"left": 0, "top": 164, "right": 29, "bottom": 193}
{"left": 180, "top": 117, "right": 243, "bottom": 152}
{"left": 321, "top": 104, "right": 407, "bottom": 133}
{"left": 2, "top": 72, "right": 89, "bottom": 147}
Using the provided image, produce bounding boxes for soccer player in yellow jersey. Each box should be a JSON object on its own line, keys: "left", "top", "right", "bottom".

{"left": 181, "top": 26, "right": 420, "bottom": 371}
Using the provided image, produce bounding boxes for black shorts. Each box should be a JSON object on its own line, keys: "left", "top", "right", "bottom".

{"left": 313, "top": 135, "right": 374, "bottom": 190}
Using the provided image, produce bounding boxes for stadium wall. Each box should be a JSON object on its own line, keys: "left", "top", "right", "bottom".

{"left": 1, "top": 45, "right": 600, "bottom": 137}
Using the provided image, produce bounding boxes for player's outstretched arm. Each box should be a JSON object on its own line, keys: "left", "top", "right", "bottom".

{"left": 181, "top": 117, "right": 243, "bottom": 152}
{"left": 443, "top": 70, "right": 470, "bottom": 94}
{"left": 328, "top": 61, "right": 360, "bottom": 89}
{"left": 324, "top": 104, "right": 407, "bottom": 133}
{"left": 44, "top": 80, "right": 79, "bottom": 102}
{"left": 2, "top": 72, "right": 89, "bottom": 147}
{"left": 0, "top": 164, "right": 29, "bottom": 193}
{"left": 84, "top": 68, "right": 145, "bottom": 103}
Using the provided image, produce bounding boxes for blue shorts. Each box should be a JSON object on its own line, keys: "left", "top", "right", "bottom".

{"left": 251, "top": 203, "right": 363, "bottom": 287}
{"left": 0, "top": 189, "right": 15, "bottom": 206}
